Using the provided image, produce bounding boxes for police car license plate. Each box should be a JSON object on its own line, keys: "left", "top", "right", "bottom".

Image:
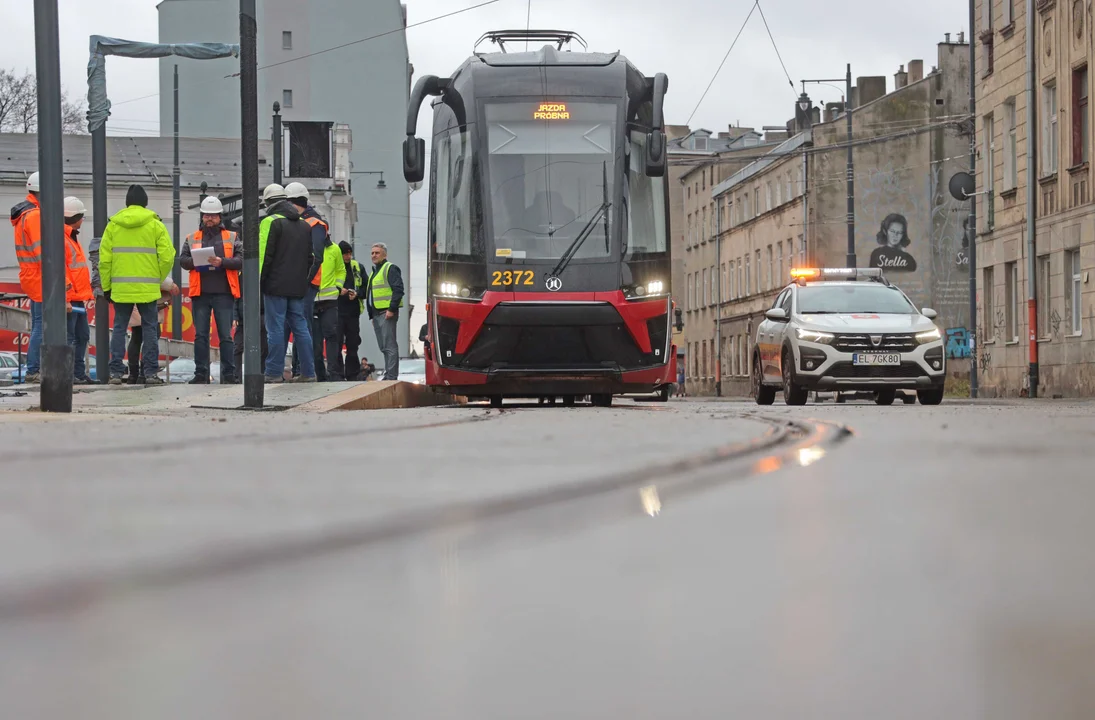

{"left": 852, "top": 353, "right": 901, "bottom": 366}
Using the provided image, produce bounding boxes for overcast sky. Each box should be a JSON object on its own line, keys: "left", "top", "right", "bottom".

{"left": 0, "top": 0, "right": 966, "bottom": 349}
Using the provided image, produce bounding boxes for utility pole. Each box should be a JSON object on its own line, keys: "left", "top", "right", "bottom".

{"left": 967, "top": 3, "right": 979, "bottom": 399}
{"left": 171, "top": 64, "right": 182, "bottom": 341}
{"left": 1025, "top": 0, "right": 1039, "bottom": 397}
{"left": 92, "top": 126, "right": 108, "bottom": 384}
{"left": 715, "top": 193, "right": 722, "bottom": 397}
{"left": 33, "top": 0, "right": 72, "bottom": 412}
{"left": 240, "top": 0, "right": 263, "bottom": 408}
{"left": 272, "top": 102, "right": 283, "bottom": 185}
{"left": 845, "top": 63, "right": 856, "bottom": 268}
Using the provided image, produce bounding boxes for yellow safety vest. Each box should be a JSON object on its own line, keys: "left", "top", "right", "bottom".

{"left": 368, "top": 261, "right": 402, "bottom": 310}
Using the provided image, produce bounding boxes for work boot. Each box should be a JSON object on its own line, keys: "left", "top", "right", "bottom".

{"left": 188, "top": 376, "right": 209, "bottom": 385}
{"left": 73, "top": 376, "right": 93, "bottom": 385}
{"left": 292, "top": 375, "right": 317, "bottom": 383}
{"left": 109, "top": 376, "right": 124, "bottom": 385}
{"left": 264, "top": 375, "right": 284, "bottom": 384}
{"left": 143, "top": 375, "right": 165, "bottom": 386}
{"left": 23, "top": 373, "right": 40, "bottom": 384}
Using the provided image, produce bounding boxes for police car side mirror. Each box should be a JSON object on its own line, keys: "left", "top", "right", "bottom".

{"left": 921, "top": 308, "right": 938, "bottom": 320}
{"left": 765, "top": 308, "right": 788, "bottom": 322}
{"left": 403, "top": 137, "right": 426, "bottom": 184}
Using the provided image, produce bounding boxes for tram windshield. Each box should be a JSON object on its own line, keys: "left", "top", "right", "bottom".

{"left": 485, "top": 101, "right": 617, "bottom": 262}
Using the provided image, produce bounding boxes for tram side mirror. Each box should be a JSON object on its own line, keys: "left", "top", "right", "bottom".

{"left": 674, "top": 307, "right": 684, "bottom": 332}
{"left": 403, "top": 137, "right": 426, "bottom": 184}
{"left": 645, "top": 130, "right": 666, "bottom": 177}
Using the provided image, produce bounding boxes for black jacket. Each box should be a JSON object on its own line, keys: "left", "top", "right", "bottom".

{"left": 366, "top": 260, "right": 405, "bottom": 319}
{"left": 260, "top": 200, "right": 319, "bottom": 298}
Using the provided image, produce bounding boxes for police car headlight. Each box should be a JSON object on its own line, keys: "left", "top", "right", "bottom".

{"left": 795, "top": 327, "right": 834, "bottom": 344}
{"left": 916, "top": 328, "right": 942, "bottom": 343}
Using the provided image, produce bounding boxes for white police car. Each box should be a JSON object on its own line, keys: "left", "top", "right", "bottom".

{"left": 752, "top": 268, "right": 946, "bottom": 406}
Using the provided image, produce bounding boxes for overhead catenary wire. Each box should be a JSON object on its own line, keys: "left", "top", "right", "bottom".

{"left": 226, "top": 0, "right": 505, "bottom": 78}
{"left": 755, "top": 0, "right": 796, "bottom": 98}
{"left": 111, "top": 0, "right": 506, "bottom": 108}
{"left": 686, "top": 0, "right": 758, "bottom": 126}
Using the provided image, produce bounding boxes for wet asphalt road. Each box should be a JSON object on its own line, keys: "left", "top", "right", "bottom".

{"left": 2, "top": 398, "right": 1095, "bottom": 719}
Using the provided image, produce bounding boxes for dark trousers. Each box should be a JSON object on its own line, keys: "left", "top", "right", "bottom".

{"left": 290, "top": 284, "right": 318, "bottom": 377}
{"left": 193, "top": 293, "right": 236, "bottom": 382}
{"left": 312, "top": 301, "right": 341, "bottom": 381}
{"left": 111, "top": 302, "right": 159, "bottom": 379}
{"left": 66, "top": 309, "right": 91, "bottom": 380}
{"left": 337, "top": 312, "right": 362, "bottom": 381}
{"left": 128, "top": 327, "right": 143, "bottom": 379}
{"left": 233, "top": 311, "right": 269, "bottom": 383}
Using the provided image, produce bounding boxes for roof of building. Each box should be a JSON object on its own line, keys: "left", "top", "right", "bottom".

{"left": 0, "top": 134, "right": 335, "bottom": 192}
{"left": 711, "top": 130, "right": 811, "bottom": 197}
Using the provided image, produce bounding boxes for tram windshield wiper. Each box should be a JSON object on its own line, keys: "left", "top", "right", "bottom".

{"left": 550, "top": 160, "right": 611, "bottom": 278}
{"left": 549, "top": 200, "right": 611, "bottom": 279}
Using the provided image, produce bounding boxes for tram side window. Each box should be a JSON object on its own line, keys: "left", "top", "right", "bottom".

{"left": 434, "top": 132, "right": 474, "bottom": 257}
{"left": 626, "top": 131, "right": 668, "bottom": 255}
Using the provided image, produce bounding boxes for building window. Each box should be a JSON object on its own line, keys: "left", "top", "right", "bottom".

{"left": 722, "top": 263, "right": 728, "bottom": 300}
{"left": 774, "top": 180, "right": 782, "bottom": 207}
{"left": 984, "top": 114, "right": 995, "bottom": 228}
{"left": 743, "top": 192, "right": 750, "bottom": 220}
{"left": 695, "top": 136, "right": 708, "bottom": 151}
{"left": 798, "top": 234, "right": 806, "bottom": 264}
{"left": 282, "top": 31, "right": 293, "bottom": 50}
{"left": 702, "top": 208, "right": 708, "bottom": 242}
{"left": 1005, "top": 261, "right": 1019, "bottom": 342}
{"left": 738, "top": 260, "right": 744, "bottom": 299}
{"left": 1067, "top": 248, "right": 1082, "bottom": 334}
{"left": 753, "top": 188, "right": 760, "bottom": 216}
{"left": 1044, "top": 83, "right": 1058, "bottom": 176}
{"left": 982, "top": 0, "right": 992, "bottom": 33}
{"left": 1037, "top": 255, "right": 1051, "bottom": 338}
{"left": 777, "top": 242, "right": 784, "bottom": 284}
{"left": 1003, "top": 0, "right": 1013, "bottom": 25}
{"left": 785, "top": 171, "right": 793, "bottom": 200}
{"left": 766, "top": 245, "right": 773, "bottom": 290}
{"left": 282, "top": 89, "right": 293, "bottom": 108}
{"left": 729, "top": 260, "right": 736, "bottom": 298}
{"left": 744, "top": 256, "right": 751, "bottom": 296}
{"left": 1073, "top": 66, "right": 1089, "bottom": 166}
{"left": 687, "top": 214, "right": 693, "bottom": 244}
{"left": 687, "top": 274, "right": 694, "bottom": 310}
{"left": 755, "top": 249, "right": 762, "bottom": 294}
{"left": 1004, "top": 99, "right": 1017, "bottom": 190}
{"left": 765, "top": 182, "right": 773, "bottom": 212}
{"left": 984, "top": 266, "right": 995, "bottom": 342}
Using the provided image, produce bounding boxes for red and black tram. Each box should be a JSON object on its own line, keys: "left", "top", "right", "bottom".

{"left": 403, "top": 30, "right": 675, "bottom": 407}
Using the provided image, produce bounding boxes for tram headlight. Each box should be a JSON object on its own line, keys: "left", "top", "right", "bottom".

{"left": 647, "top": 280, "right": 665, "bottom": 295}
{"left": 439, "top": 281, "right": 459, "bottom": 297}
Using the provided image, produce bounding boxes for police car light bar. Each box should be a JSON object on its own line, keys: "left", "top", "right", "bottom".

{"left": 790, "top": 267, "right": 883, "bottom": 281}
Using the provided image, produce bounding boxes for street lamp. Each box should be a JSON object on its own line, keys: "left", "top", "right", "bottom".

{"left": 802, "top": 65, "right": 856, "bottom": 268}
{"left": 350, "top": 170, "right": 387, "bottom": 190}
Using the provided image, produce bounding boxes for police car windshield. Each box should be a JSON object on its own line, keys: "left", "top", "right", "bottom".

{"left": 797, "top": 284, "right": 917, "bottom": 314}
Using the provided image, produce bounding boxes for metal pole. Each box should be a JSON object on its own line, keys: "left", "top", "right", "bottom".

{"left": 845, "top": 63, "right": 856, "bottom": 268}
{"left": 240, "top": 0, "right": 263, "bottom": 408}
{"left": 967, "top": 1, "right": 979, "bottom": 399}
{"left": 1025, "top": 0, "right": 1039, "bottom": 397}
{"left": 33, "top": 0, "right": 72, "bottom": 412}
{"left": 272, "top": 102, "right": 282, "bottom": 185}
{"left": 171, "top": 64, "right": 182, "bottom": 341}
{"left": 714, "top": 193, "right": 722, "bottom": 397}
{"left": 92, "top": 122, "right": 109, "bottom": 384}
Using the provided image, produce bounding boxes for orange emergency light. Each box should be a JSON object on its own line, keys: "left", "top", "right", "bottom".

{"left": 789, "top": 268, "right": 821, "bottom": 280}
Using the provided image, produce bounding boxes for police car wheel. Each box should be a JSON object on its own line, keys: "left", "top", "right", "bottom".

{"left": 753, "top": 356, "right": 776, "bottom": 406}
{"left": 917, "top": 387, "right": 944, "bottom": 405}
{"left": 781, "top": 350, "right": 808, "bottom": 406}
{"left": 874, "top": 389, "right": 896, "bottom": 405}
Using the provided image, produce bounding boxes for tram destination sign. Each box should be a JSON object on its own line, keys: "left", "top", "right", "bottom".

{"left": 534, "top": 102, "right": 570, "bottom": 120}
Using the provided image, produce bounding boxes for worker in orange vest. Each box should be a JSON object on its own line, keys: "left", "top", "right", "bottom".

{"left": 180, "top": 195, "right": 243, "bottom": 384}
{"left": 9, "top": 171, "right": 43, "bottom": 382}
{"left": 63, "top": 196, "right": 95, "bottom": 384}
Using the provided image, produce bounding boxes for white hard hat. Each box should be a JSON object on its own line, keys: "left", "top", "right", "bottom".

{"left": 26, "top": 171, "right": 40, "bottom": 192}
{"left": 63, "top": 196, "right": 86, "bottom": 218}
{"left": 262, "top": 183, "right": 287, "bottom": 204}
{"left": 284, "top": 182, "right": 309, "bottom": 202}
{"left": 200, "top": 196, "right": 224, "bottom": 214}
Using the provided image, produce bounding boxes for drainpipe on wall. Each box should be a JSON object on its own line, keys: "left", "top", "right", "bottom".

{"left": 1026, "top": 0, "right": 1040, "bottom": 397}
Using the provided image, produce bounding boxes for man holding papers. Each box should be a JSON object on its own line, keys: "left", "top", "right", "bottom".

{"left": 180, "top": 196, "right": 243, "bottom": 384}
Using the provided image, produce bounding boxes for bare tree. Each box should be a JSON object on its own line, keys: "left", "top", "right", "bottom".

{"left": 0, "top": 68, "right": 87, "bottom": 135}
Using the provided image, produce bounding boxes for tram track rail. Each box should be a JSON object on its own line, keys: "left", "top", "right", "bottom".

{"left": 0, "top": 411, "right": 851, "bottom": 619}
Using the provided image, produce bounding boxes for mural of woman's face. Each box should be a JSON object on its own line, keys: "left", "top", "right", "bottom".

{"left": 886, "top": 221, "right": 905, "bottom": 247}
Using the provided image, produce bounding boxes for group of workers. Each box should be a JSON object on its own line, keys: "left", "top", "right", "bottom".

{"left": 9, "top": 171, "right": 404, "bottom": 385}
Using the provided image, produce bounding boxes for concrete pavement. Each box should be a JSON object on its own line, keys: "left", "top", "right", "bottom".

{"left": 2, "top": 398, "right": 1094, "bottom": 718}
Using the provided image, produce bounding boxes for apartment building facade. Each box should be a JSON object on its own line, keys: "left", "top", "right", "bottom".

{"left": 671, "top": 128, "right": 788, "bottom": 394}
{"left": 976, "top": 0, "right": 1095, "bottom": 395}
{"left": 703, "top": 40, "right": 971, "bottom": 396}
